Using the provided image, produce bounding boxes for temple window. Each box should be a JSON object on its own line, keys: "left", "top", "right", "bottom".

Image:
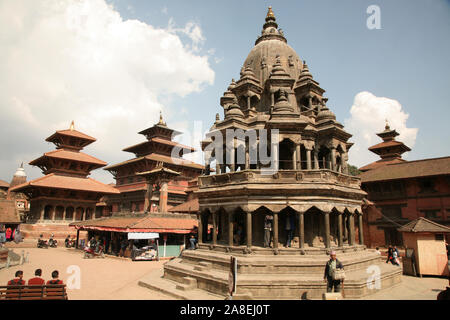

{"left": 420, "top": 209, "right": 439, "bottom": 219}
{"left": 418, "top": 178, "right": 437, "bottom": 193}
{"left": 318, "top": 146, "right": 330, "bottom": 169}
{"left": 279, "top": 139, "right": 294, "bottom": 170}
{"left": 379, "top": 205, "right": 402, "bottom": 220}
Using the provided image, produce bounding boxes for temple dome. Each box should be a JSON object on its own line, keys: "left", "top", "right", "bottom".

{"left": 316, "top": 106, "right": 336, "bottom": 122}
{"left": 242, "top": 7, "right": 303, "bottom": 85}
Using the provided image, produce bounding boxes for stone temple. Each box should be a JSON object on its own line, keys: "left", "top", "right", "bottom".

{"left": 157, "top": 7, "right": 402, "bottom": 299}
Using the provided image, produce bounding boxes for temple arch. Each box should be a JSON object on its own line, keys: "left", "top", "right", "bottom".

{"left": 44, "top": 205, "right": 54, "bottom": 220}
{"left": 65, "top": 206, "right": 74, "bottom": 221}
{"left": 318, "top": 145, "right": 331, "bottom": 169}
{"left": 55, "top": 206, "right": 64, "bottom": 220}
{"left": 75, "top": 207, "right": 84, "bottom": 221}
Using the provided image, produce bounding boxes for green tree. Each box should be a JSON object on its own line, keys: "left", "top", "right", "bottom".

{"left": 347, "top": 164, "right": 361, "bottom": 176}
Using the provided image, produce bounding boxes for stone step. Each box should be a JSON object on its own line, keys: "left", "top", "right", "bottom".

{"left": 175, "top": 276, "right": 197, "bottom": 291}
{"left": 138, "top": 269, "right": 224, "bottom": 300}
{"left": 182, "top": 276, "right": 197, "bottom": 286}
{"left": 163, "top": 257, "right": 403, "bottom": 299}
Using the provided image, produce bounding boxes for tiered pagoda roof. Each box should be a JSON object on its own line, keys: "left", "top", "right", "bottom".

{"left": 104, "top": 113, "right": 203, "bottom": 176}
{"left": 359, "top": 122, "right": 411, "bottom": 172}
{"left": 10, "top": 122, "right": 119, "bottom": 196}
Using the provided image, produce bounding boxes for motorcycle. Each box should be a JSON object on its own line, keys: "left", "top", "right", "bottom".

{"left": 48, "top": 238, "right": 58, "bottom": 248}
{"left": 65, "top": 239, "right": 75, "bottom": 248}
{"left": 37, "top": 238, "right": 49, "bottom": 249}
{"left": 83, "top": 245, "right": 105, "bottom": 259}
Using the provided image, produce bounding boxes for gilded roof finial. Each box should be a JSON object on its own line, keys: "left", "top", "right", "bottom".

{"left": 158, "top": 111, "right": 166, "bottom": 126}
{"left": 70, "top": 120, "right": 75, "bottom": 131}
{"left": 266, "top": 6, "right": 275, "bottom": 19}
{"left": 385, "top": 119, "right": 390, "bottom": 130}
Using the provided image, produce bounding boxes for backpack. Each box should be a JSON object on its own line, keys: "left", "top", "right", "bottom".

{"left": 49, "top": 280, "right": 61, "bottom": 285}
{"left": 9, "top": 279, "right": 23, "bottom": 285}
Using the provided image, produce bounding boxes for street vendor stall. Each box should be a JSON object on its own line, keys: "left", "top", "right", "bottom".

{"left": 69, "top": 214, "right": 197, "bottom": 259}
{"left": 398, "top": 217, "right": 450, "bottom": 277}
{"left": 129, "top": 232, "right": 159, "bottom": 261}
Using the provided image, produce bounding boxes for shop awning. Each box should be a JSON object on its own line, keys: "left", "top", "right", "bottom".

{"left": 70, "top": 215, "right": 198, "bottom": 235}
{"left": 128, "top": 232, "right": 159, "bottom": 240}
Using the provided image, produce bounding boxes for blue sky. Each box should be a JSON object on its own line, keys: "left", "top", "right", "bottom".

{"left": 0, "top": 0, "right": 449, "bottom": 183}
{"left": 110, "top": 0, "right": 450, "bottom": 161}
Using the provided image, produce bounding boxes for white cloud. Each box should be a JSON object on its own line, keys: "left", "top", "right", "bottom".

{"left": 167, "top": 18, "right": 205, "bottom": 52}
{"left": 0, "top": 0, "right": 214, "bottom": 183}
{"left": 344, "top": 91, "right": 418, "bottom": 168}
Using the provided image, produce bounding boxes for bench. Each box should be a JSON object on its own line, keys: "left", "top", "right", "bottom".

{"left": 0, "top": 284, "right": 68, "bottom": 300}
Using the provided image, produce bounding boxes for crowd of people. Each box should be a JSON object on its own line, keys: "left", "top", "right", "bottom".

{"left": 0, "top": 225, "right": 23, "bottom": 247}
{"left": 6, "top": 269, "right": 63, "bottom": 286}
{"left": 386, "top": 245, "right": 401, "bottom": 266}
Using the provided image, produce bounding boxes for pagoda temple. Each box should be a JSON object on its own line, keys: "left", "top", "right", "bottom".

{"left": 10, "top": 122, "right": 119, "bottom": 240}
{"left": 103, "top": 113, "right": 204, "bottom": 214}
{"left": 152, "top": 7, "right": 403, "bottom": 299}
{"left": 359, "top": 121, "right": 411, "bottom": 172}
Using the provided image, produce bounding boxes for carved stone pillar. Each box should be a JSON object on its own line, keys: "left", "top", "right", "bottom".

{"left": 228, "top": 211, "right": 233, "bottom": 247}
{"left": 51, "top": 206, "right": 56, "bottom": 222}
{"left": 272, "top": 141, "right": 279, "bottom": 171}
{"left": 343, "top": 215, "right": 348, "bottom": 242}
{"left": 230, "top": 146, "right": 236, "bottom": 172}
{"left": 337, "top": 213, "right": 343, "bottom": 247}
{"left": 212, "top": 211, "right": 217, "bottom": 245}
{"left": 324, "top": 212, "right": 331, "bottom": 248}
{"left": 331, "top": 147, "right": 337, "bottom": 171}
{"left": 298, "top": 211, "right": 304, "bottom": 249}
{"left": 296, "top": 144, "right": 301, "bottom": 170}
{"left": 314, "top": 149, "right": 319, "bottom": 169}
{"left": 358, "top": 214, "right": 364, "bottom": 245}
{"left": 292, "top": 146, "right": 297, "bottom": 170}
{"left": 245, "top": 145, "right": 250, "bottom": 170}
{"left": 246, "top": 211, "right": 252, "bottom": 248}
{"left": 349, "top": 214, "right": 355, "bottom": 246}
{"left": 342, "top": 152, "right": 349, "bottom": 174}
{"left": 273, "top": 211, "right": 279, "bottom": 249}
{"left": 198, "top": 213, "right": 203, "bottom": 244}
{"left": 306, "top": 149, "right": 312, "bottom": 170}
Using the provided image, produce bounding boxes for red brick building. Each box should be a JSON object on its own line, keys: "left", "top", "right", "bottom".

{"left": 359, "top": 125, "right": 450, "bottom": 247}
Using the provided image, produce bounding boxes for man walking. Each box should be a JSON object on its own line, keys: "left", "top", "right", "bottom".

{"left": 264, "top": 214, "right": 273, "bottom": 248}
{"left": 323, "top": 251, "right": 344, "bottom": 293}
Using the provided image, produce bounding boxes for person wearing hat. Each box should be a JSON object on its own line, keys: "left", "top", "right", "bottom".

{"left": 323, "top": 251, "right": 344, "bottom": 293}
